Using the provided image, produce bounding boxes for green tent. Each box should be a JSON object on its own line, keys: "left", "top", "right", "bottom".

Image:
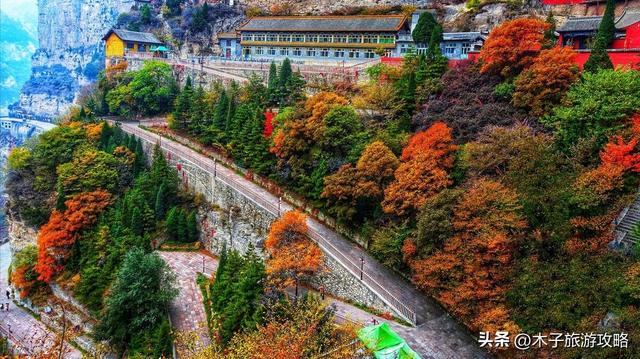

{"left": 357, "top": 323, "right": 422, "bottom": 359}
{"left": 151, "top": 46, "right": 169, "bottom": 52}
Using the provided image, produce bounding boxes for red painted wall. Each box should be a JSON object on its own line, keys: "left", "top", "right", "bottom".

{"left": 574, "top": 51, "right": 640, "bottom": 68}
{"left": 622, "top": 23, "right": 640, "bottom": 49}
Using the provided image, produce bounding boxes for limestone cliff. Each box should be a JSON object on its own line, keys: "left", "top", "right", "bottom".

{"left": 10, "top": 0, "right": 133, "bottom": 120}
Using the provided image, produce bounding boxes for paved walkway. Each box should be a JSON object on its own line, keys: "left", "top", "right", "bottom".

{"left": 0, "top": 243, "right": 82, "bottom": 357}
{"left": 121, "top": 123, "right": 488, "bottom": 358}
{"left": 158, "top": 251, "right": 218, "bottom": 348}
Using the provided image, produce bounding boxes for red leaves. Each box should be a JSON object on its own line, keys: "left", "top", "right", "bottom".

{"left": 382, "top": 122, "right": 457, "bottom": 216}
{"left": 35, "top": 190, "right": 113, "bottom": 282}
{"left": 263, "top": 110, "right": 274, "bottom": 137}
{"left": 479, "top": 18, "right": 550, "bottom": 77}
{"left": 600, "top": 136, "right": 640, "bottom": 172}
{"left": 410, "top": 179, "right": 525, "bottom": 332}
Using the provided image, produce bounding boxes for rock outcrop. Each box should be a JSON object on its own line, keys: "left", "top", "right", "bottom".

{"left": 11, "top": 0, "right": 133, "bottom": 120}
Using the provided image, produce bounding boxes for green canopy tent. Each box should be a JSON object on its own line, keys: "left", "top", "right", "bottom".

{"left": 150, "top": 45, "right": 169, "bottom": 52}
{"left": 357, "top": 323, "right": 422, "bottom": 359}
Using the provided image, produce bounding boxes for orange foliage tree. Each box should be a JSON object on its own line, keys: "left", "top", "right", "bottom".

{"left": 265, "top": 211, "right": 323, "bottom": 293}
{"left": 600, "top": 136, "right": 640, "bottom": 173}
{"left": 10, "top": 245, "right": 40, "bottom": 298}
{"left": 322, "top": 141, "right": 399, "bottom": 221}
{"left": 382, "top": 122, "right": 457, "bottom": 216}
{"left": 410, "top": 179, "right": 526, "bottom": 333}
{"left": 270, "top": 92, "right": 347, "bottom": 161}
{"left": 479, "top": 18, "right": 550, "bottom": 78}
{"left": 513, "top": 47, "right": 581, "bottom": 116}
{"left": 35, "top": 190, "right": 113, "bottom": 282}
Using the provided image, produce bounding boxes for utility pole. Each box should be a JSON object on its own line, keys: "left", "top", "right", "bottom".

{"left": 360, "top": 257, "right": 364, "bottom": 281}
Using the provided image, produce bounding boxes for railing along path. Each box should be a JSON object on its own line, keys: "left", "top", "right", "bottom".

{"left": 121, "top": 124, "right": 418, "bottom": 325}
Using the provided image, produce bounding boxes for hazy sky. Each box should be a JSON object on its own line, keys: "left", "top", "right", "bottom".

{"left": 0, "top": 0, "right": 38, "bottom": 36}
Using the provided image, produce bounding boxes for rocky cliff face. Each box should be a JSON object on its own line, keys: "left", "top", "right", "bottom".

{"left": 11, "top": 0, "right": 133, "bottom": 120}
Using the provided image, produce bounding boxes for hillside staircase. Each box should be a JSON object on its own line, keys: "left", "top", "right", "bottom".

{"left": 610, "top": 190, "right": 640, "bottom": 252}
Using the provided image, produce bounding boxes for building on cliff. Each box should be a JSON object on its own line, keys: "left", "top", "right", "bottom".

{"left": 103, "top": 29, "right": 166, "bottom": 68}
{"left": 557, "top": 10, "right": 640, "bottom": 68}
{"left": 557, "top": 10, "right": 640, "bottom": 49}
{"left": 219, "top": 13, "right": 487, "bottom": 63}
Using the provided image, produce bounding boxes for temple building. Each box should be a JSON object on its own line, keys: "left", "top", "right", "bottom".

{"left": 102, "top": 29, "right": 166, "bottom": 67}
{"left": 236, "top": 15, "right": 411, "bottom": 62}
{"left": 557, "top": 10, "right": 640, "bottom": 50}
{"left": 220, "top": 13, "right": 487, "bottom": 63}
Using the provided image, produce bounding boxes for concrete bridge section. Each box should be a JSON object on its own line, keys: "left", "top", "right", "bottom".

{"left": 118, "top": 122, "right": 488, "bottom": 358}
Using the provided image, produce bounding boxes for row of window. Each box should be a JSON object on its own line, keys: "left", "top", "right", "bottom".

{"left": 246, "top": 46, "right": 379, "bottom": 58}
{"left": 126, "top": 42, "right": 149, "bottom": 52}
{"left": 241, "top": 33, "right": 395, "bottom": 45}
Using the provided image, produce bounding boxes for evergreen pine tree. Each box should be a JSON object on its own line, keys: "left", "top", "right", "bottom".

{"left": 212, "top": 90, "right": 229, "bottom": 140}
{"left": 267, "top": 62, "right": 278, "bottom": 105}
{"left": 99, "top": 122, "right": 112, "bottom": 150}
{"left": 155, "top": 183, "right": 166, "bottom": 218}
{"left": 177, "top": 209, "right": 188, "bottom": 242}
{"left": 187, "top": 211, "right": 198, "bottom": 242}
{"left": 189, "top": 86, "right": 206, "bottom": 136}
{"left": 166, "top": 206, "right": 179, "bottom": 241}
{"left": 134, "top": 139, "right": 145, "bottom": 174}
{"left": 584, "top": 0, "right": 615, "bottom": 72}
{"left": 173, "top": 77, "right": 194, "bottom": 130}
{"left": 131, "top": 206, "right": 143, "bottom": 236}
{"left": 277, "top": 58, "right": 293, "bottom": 105}
{"left": 412, "top": 12, "right": 437, "bottom": 45}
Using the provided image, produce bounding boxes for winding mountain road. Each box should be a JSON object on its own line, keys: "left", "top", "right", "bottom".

{"left": 119, "top": 122, "right": 489, "bottom": 358}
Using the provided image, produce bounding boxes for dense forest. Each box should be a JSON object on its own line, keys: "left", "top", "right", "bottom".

{"left": 5, "top": 117, "right": 200, "bottom": 356}
{"left": 70, "top": 7, "right": 640, "bottom": 358}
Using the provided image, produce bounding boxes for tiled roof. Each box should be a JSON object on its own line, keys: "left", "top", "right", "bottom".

{"left": 616, "top": 10, "right": 640, "bottom": 29}
{"left": 558, "top": 10, "right": 640, "bottom": 32}
{"left": 239, "top": 15, "right": 407, "bottom": 32}
{"left": 217, "top": 32, "right": 238, "bottom": 39}
{"left": 102, "top": 29, "right": 163, "bottom": 44}
{"left": 442, "top": 32, "right": 487, "bottom": 41}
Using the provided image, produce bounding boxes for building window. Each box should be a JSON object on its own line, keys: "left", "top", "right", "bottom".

{"left": 348, "top": 50, "right": 360, "bottom": 58}
{"left": 126, "top": 42, "right": 135, "bottom": 49}
{"left": 363, "top": 35, "right": 377, "bottom": 44}
{"left": 306, "top": 48, "right": 317, "bottom": 57}
{"left": 334, "top": 35, "right": 347, "bottom": 43}
{"left": 379, "top": 35, "right": 394, "bottom": 44}
{"left": 280, "top": 48, "right": 290, "bottom": 56}
{"left": 268, "top": 47, "right": 276, "bottom": 55}
{"left": 139, "top": 44, "right": 146, "bottom": 52}
{"left": 364, "top": 50, "right": 375, "bottom": 58}
{"left": 461, "top": 43, "right": 471, "bottom": 54}
{"left": 306, "top": 35, "right": 318, "bottom": 43}
{"left": 292, "top": 34, "right": 304, "bottom": 42}
{"left": 242, "top": 34, "right": 253, "bottom": 41}
{"left": 266, "top": 34, "right": 277, "bottom": 42}
{"left": 279, "top": 34, "right": 291, "bottom": 42}
{"left": 348, "top": 35, "right": 362, "bottom": 43}
{"left": 255, "top": 47, "right": 264, "bottom": 55}
{"left": 334, "top": 49, "right": 345, "bottom": 58}
{"left": 445, "top": 44, "right": 456, "bottom": 55}
{"left": 320, "top": 48, "right": 329, "bottom": 57}
{"left": 293, "top": 48, "right": 302, "bottom": 56}
{"left": 319, "top": 35, "right": 332, "bottom": 43}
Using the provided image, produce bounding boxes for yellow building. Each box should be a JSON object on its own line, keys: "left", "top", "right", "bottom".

{"left": 102, "top": 29, "right": 164, "bottom": 67}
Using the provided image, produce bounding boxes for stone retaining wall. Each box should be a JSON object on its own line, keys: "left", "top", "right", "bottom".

{"left": 136, "top": 136, "right": 397, "bottom": 316}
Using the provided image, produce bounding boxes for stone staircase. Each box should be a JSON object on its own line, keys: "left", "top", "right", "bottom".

{"left": 610, "top": 191, "right": 640, "bottom": 252}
